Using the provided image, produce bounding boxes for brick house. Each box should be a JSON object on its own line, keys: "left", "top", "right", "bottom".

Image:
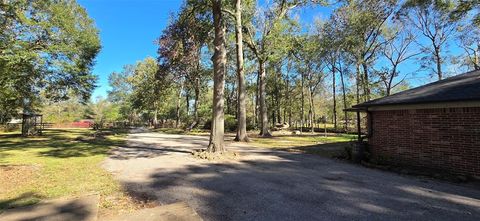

{"left": 351, "top": 70, "right": 480, "bottom": 178}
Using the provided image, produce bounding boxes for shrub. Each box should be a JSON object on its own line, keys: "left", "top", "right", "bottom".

{"left": 225, "top": 114, "right": 237, "bottom": 132}
{"left": 202, "top": 119, "right": 211, "bottom": 130}
{"left": 203, "top": 115, "right": 237, "bottom": 132}
{"left": 343, "top": 144, "right": 353, "bottom": 160}
{"left": 246, "top": 116, "right": 256, "bottom": 130}
{"left": 4, "top": 124, "right": 20, "bottom": 132}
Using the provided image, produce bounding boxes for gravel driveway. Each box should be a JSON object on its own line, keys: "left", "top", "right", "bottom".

{"left": 103, "top": 131, "right": 480, "bottom": 221}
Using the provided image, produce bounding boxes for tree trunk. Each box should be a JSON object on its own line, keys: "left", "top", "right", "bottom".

{"left": 194, "top": 46, "right": 201, "bottom": 124}
{"left": 356, "top": 64, "right": 362, "bottom": 141}
{"left": 187, "top": 79, "right": 200, "bottom": 131}
{"left": 475, "top": 44, "right": 480, "bottom": 70}
{"left": 434, "top": 47, "right": 443, "bottom": 80}
{"left": 285, "top": 73, "right": 290, "bottom": 126}
{"left": 276, "top": 71, "right": 281, "bottom": 124}
{"left": 332, "top": 65, "right": 337, "bottom": 131}
{"left": 153, "top": 106, "right": 158, "bottom": 129}
{"left": 258, "top": 60, "right": 271, "bottom": 136}
{"left": 309, "top": 89, "right": 314, "bottom": 133}
{"left": 230, "top": 83, "right": 237, "bottom": 115}
{"left": 194, "top": 78, "right": 200, "bottom": 122}
{"left": 288, "top": 110, "right": 292, "bottom": 127}
{"left": 340, "top": 67, "right": 348, "bottom": 132}
{"left": 271, "top": 95, "right": 275, "bottom": 127}
{"left": 234, "top": 2, "right": 248, "bottom": 142}
{"left": 226, "top": 87, "right": 232, "bottom": 115}
{"left": 386, "top": 65, "right": 397, "bottom": 96}
{"left": 271, "top": 68, "right": 277, "bottom": 126}
{"left": 286, "top": 73, "right": 292, "bottom": 126}
{"left": 356, "top": 64, "right": 361, "bottom": 104}
{"left": 252, "top": 94, "right": 256, "bottom": 128}
{"left": 386, "top": 82, "right": 391, "bottom": 96}
{"left": 186, "top": 91, "right": 190, "bottom": 116}
{"left": 300, "top": 72, "right": 305, "bottom": 134}
{"left": 207, "top": 0, "right": 226, "bottom": 152}
{"left": 361, "top": 62, "right": 370, "bottom": 101}
{"left": 175, "top": 83, "right": 183, "bottom": 128}
{"left": 234, "top": 0, "right": 248, "bottom": 142}
{"left": 255, "top": 70, "right": 259, "bottom": 129}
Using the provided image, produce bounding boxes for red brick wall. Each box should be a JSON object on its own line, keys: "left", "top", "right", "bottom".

{"left": 369, "top": 107, "right": 480, "bottom": 178}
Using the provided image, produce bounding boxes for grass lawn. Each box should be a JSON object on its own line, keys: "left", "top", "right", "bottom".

{"left": 248, "top": 132, "right": 357, "bottom": 158}
{"left": 249, "top": 133, "right": 355, "bottom": 147}
{"left": 0, "top": 128, "right": 136, "bottom": 214}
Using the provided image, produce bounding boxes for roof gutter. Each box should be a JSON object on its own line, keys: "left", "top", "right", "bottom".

{"left": 346, "top": 100, "right": 480, "bottom": 112}
{"left": 343, "top": 107, "right": 368, "bottom": 112}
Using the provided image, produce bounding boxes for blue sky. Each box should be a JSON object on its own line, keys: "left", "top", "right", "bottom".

{"left": 78, "top": 0, "right": 184, "bottom": 99}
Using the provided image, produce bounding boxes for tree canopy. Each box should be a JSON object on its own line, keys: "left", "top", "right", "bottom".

{"left": 0, "top": 0, "right": 100, "bottom": 122}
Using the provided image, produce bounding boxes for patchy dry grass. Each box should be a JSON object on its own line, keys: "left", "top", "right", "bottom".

{"left": 153, "top": 128, "right": 210, "bottom": 136}
{"left": 248, "top": 132, "right": 356, "bottom": 158}
{"left": 248, "top": 131, "right": 355, "bottom": 146}
{"left": 0, "top": 128, "right": 138, "bottom": 214}
{"left": 249, "top": 133, "right": 355, "bottom": 147}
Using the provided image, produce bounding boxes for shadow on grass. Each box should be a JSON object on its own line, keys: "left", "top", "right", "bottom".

{"left": 0, "top": 128, "right": 128, "bottom": 159}
{"left": 0, "top": 192, "right": 44, "bottom": 211}
{"left": 0, "top": 193, "right": 94, "bottom": 220}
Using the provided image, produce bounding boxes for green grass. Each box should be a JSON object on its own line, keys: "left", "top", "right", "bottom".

{"left": 0, "top": 128, "right": 134, "bottom": 213}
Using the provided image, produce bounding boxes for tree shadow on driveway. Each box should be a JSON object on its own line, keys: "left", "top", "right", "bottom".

{"left": 109, "top": 143, "right": 192, "bottom": 160}
{"left": 117, "top": 148, "right": 480, "bottom": 221}
{"left": 108, "top": 134, "right": 209, "bottom": 160}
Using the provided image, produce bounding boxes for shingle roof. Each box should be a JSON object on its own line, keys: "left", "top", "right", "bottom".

{"left": 353, "top": 70, "right": 480, "bottom": 108}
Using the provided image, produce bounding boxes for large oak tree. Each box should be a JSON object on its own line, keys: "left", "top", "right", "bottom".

{"left": 0, "top": 0, "right": 100, "bottom": 121}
